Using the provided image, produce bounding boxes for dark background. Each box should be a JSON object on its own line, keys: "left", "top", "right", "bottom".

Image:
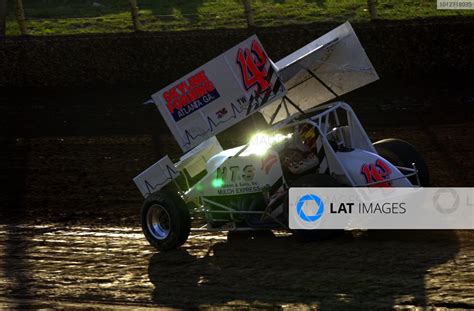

{"left": 1, "top": 17, "right": 473, "bottom": 88}
{"left": 0, "top": 17, "right": 473, "bottom": 223}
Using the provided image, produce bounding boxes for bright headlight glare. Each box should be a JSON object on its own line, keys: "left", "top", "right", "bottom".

{"left": 247, "top": 132, "right": 292, "bottom": 156}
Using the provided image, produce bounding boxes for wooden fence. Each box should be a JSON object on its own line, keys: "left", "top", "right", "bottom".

{"left": 0, "top": 0, "right": 379, "bottom": 37}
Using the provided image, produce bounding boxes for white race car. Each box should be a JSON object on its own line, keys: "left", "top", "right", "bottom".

{"left": 133, "top": 22, "right": 429, "bottom": 250}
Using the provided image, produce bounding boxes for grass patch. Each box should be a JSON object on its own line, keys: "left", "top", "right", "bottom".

{"left": 5, "top": 0, "right": 474, "bottom": 36}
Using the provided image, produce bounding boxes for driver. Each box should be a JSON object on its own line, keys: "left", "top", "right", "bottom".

{"left": 282, "top": 124, "right": 320, "bottom": 175}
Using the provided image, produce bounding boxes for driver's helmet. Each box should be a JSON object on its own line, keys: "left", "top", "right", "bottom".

{"left": 299, "top": 124, "right": 317, "bottom": 153}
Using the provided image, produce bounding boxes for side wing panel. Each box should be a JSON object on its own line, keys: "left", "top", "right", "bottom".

{"left": 133, "top": 156, "right": 178, "bottom": 197}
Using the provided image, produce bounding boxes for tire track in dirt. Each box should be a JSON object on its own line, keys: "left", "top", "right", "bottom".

{"left": 0, "top": 224, "right": 472, "bottom": 309}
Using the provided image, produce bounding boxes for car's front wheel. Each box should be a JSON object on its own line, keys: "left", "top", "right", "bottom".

{"left": 141, "top": 191, "right": 191, "bottom": 251}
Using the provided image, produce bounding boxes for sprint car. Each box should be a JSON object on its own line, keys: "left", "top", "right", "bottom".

{"left": 133, "top": 22, "right": 429, "bottom": 250}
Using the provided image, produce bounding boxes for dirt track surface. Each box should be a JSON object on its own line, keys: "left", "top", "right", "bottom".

{"left": 3, "top": 122, "right": 473, "bottom": 224}
{"left": 1, "top": 71, "right": 474, "bottom": 311}
{"left": 0, "top": 122, "right": 473, "bottom": 309}
{"left": 0, "top": 224, "right": 473, "bottom": 310}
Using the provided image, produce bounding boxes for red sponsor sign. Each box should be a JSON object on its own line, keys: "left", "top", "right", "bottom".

{"left": 163, "top": 70, "right": 220, "bottom": 121}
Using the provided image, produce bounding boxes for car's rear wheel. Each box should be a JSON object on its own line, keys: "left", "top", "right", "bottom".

{"left": 286, "top": 173, "right": 344, "bottom": 241}
{"left": 141, "top": 191, "right": 191, "bottom": 251}
{"left": 373, "top": 138, "right": 429, "bottom": 186}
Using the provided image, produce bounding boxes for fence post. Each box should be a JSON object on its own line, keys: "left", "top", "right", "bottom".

{"left": 0, "top": 0, "right": 7, "bottom": 37}
{"left": 129, "top": 0, "right": 142, "bottom": 31}
{"left": 15, "top": 0, "right": 27, "bottom": 35}
{"left": 367, "top": 0, "right": 378, "bottom": 20}
{"left": 242, "top": 0, "right": 255, "bottom": 27}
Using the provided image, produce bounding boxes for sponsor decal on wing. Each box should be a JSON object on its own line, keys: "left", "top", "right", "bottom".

{"left": 163, "top": 70, "right": 220, "bottom": 121}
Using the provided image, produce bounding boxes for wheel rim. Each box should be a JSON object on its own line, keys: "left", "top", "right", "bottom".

{"left": 147, "top": 204, "right": 171, "bottom": 240}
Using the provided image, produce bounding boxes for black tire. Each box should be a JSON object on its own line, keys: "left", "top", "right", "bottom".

{"left": 373, "top": 138, "right": 429, "bottom": 186}
{"left": 286, "top": 174, "right": 344, "bottom": 241}
{"left": 141, "top": 191, "right": 191, "bottom": 251}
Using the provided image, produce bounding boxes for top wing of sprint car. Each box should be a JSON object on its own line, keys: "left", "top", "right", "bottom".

{"left": 133, "top": 22, "right": 380, "bottom": 199}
